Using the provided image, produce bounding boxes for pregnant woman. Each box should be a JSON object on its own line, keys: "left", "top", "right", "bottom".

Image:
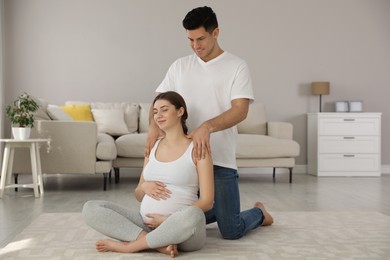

{"left": 82, "top": 91, "right": 214, "bottom": 257}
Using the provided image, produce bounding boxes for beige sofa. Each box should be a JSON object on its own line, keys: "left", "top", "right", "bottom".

{"left": 12, "top": 101, "right": 300, "bottom": 190}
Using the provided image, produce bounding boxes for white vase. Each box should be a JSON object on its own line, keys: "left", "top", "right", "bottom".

{"left": 12, "top": 127, "right": 31, "bottom": 140}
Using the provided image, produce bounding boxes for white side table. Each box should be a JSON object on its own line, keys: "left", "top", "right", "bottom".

{"left": 0, "top": 139, "right": 49, "bottom": 198}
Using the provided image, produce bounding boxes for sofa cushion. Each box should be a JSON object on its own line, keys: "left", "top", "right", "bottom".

{"left": 47, "top": 105, "right": 74, "bottom": 121}
{"left": 60, "top": 104, "right": 94, "bottom": 121}
{"left": 96, "top": 133, "right": 117, "bottom": 160}
{"left": 65, "top": 101, "right": 139, "bottom": 133}
{"left": 92, "top": 109, "right": 129, "bottom": 136}
{"left": 138, "top": 103, "right": 151, "bottom": 133}
{"left": 31, "top": 96, "right": 51, "bottom": 120}
{"left": 116, "top": 133, "right": 147, "bottom": 158}
{"left": 90, "top": 102, "right": 139, "bottom": 134}
{"left": 237, "top": 103, "right": 267, "bottom": 135}
{"left": 236, "top": 134, "right": 299, "bottom": 159}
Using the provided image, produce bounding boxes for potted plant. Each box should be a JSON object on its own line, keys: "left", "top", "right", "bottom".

{"left": 5, "top": 93, "right": 39, "bottom": 140}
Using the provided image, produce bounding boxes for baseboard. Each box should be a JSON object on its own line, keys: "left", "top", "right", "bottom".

{"left": 120, "top": 165, "right": 389, "bottom": 175}
{"left": 238, "top": 165, "right": 390, "bottom": 175}
{"left": 381, "top": 165, "right": 390, "bottom": 174}
{"left": 238, "top": 165, "right": 307, "bottom": 175}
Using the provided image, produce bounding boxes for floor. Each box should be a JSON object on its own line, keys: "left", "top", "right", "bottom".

{"left": 1, "top": 171, "right": 389, "bottom": 249}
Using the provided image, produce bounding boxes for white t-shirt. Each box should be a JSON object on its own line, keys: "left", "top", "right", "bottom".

{"left": 140, "top": 139, "right": 198, "bottom": 222}
{"left": 156, "top": 52, "right": 254, "bottom": 169}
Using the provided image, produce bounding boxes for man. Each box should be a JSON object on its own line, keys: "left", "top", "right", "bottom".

{"left": 146, "top": 6, "right": 273, "bottom": 240}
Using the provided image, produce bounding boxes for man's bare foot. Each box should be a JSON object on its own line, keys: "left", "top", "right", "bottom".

{"left": 156, "top": 244, "right": 179, "bottom": 258}
{"left": 255, "top": 201, "right": 274, "bottom": 226}
{"left": 95, "top": 240, "right": 135, "bottom": 253}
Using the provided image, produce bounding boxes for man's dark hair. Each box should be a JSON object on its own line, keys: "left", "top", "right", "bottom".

{"left": 182, "top": 6, "right": 218, "bottom": 33}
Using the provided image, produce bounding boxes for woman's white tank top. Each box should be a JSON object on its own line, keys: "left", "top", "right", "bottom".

{"left": 140, "top": 139, "right": 198, "bottom": 222}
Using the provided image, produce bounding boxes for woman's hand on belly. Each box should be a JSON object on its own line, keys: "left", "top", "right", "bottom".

{"left": 144, "top": 214, "right": 169, "bottom": 229}
{"left": 141, "top": 181, "right": 171, "bottom": 201}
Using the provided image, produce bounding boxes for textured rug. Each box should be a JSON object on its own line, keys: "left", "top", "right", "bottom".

{"left": 0, "top": 211, "right": 389, "bottom": 259}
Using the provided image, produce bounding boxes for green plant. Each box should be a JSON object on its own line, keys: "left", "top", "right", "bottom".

{"left": 5, "top": 93, "right": 39, "bottom": 128}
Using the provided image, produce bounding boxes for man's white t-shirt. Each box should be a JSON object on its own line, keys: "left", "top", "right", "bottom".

{"left": 156, "top": 52, "right": 254, "bottom": 170}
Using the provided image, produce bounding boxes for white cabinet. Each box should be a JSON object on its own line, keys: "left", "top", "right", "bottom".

{"left": 307, "top": 113, "right": 381, "bottom": 176}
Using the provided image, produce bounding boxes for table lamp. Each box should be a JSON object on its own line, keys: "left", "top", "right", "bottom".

{"left": 311, "top": 82, "right": 330, "bottom": 112}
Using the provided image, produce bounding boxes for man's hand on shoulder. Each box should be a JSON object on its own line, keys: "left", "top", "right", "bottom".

{"left": 188, "top": 123, "right": 212, "bottom": 160}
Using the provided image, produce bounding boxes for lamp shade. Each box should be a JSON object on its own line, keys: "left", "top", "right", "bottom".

{"left": 311, "top": 82, "right": 330, "bottom": 95}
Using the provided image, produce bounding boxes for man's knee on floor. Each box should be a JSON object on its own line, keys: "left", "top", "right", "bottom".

{"left": 219, "top": 227, "right": 244, "bottom": 240}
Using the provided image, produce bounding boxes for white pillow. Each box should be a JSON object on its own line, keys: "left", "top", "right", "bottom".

{"left": 92, "top": 109, "right": 129, "bottom": 136}
{"left": 90, "top": 102, "right": 139, "bottom": 133}
{"left": 47, "top": 105, "right": 73, "bottom": 121}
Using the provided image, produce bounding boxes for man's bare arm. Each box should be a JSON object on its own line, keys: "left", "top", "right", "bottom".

{"left": 188, "top": 98, "right": 250, "bottom": 159}
{"left": 204, "top": 98, "right": 249, "bottom": 133}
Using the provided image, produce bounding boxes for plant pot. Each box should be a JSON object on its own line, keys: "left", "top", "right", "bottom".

{"left": 12, "top": 127, "right": 31, "bottom": 140}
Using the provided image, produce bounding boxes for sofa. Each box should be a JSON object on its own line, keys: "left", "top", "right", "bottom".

{"left": 11, "top": 100, "right": 300, "bottom": 190}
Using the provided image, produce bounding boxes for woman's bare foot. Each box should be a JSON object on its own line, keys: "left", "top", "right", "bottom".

{"left": 96, "top": 240, "right": 179, "bottom": 257}
{"left": 255, "top": 201, "right": 274, "bottom": 226}
{"left": 95, "top": 240, "right": 136, "bottom": 253}
{"left": 156, "top": 244, "right": 179, "bottom": 258}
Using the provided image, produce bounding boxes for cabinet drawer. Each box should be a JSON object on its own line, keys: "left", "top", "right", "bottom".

{"left": 319, "top": 118, "right": 379, "bottom": 135}
{"left": 319, "top": 136, "right": 379, "bottom": 153}
{"left": 318, "top": 154, "right": 379, "bottom": 172}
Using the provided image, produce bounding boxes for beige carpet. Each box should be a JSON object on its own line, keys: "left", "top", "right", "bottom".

{"left": 0, "top": 211, "right": 389, "bottom": 259}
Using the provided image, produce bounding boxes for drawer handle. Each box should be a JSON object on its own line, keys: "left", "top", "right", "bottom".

{"left": 343, "top": 155, "right": 355, "bottom": 157}
{"left": 343, "top": 119, "right": 355, "bottom": 121}
{"left": 343, "top": 137, "right": 355, "bottom": 139}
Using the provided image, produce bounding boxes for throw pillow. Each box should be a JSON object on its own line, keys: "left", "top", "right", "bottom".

{"left": 91, "top": 109, "right": 130, "bottom": 136}
{"left": 47, "top": 105, "right": 73, "bottom": 121}
{"left": 90, "top": 102, "right": 139, "bottom": 133}
{"left": 60, "top": 104, "right": 94, "bottom": 121}
{"left": 30, "top": 95, "right": 51, "bottom": 120}
{"left": 237, "top": 103, "right": 267, "bottom": 135}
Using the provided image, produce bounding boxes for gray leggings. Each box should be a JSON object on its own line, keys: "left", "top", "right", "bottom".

{"left": 82, "top": 200, "right": 206, "bottom": 252}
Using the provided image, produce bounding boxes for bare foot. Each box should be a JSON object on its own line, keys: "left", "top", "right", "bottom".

{"left": 95, "top": 240, "right": 136, "bottom": 253}
{"left": 255, "top": 202, "right": 274, "bottom": 226}
{"left": 156, "top": 244, "right": 179, "bottom": 258}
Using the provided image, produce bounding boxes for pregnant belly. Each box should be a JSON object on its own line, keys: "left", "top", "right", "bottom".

{"left": 140, "top": 187, "right": 197, "bottom": 222}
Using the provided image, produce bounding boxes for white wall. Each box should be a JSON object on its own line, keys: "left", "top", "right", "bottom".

{"left": 0, "top": 0, "right": 4, "bottom": 143}
{"left": 3, "top": 0, "right": 390, "bottom": 165}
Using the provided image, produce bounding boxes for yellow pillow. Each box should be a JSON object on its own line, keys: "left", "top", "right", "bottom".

{"left": 60, "top": 104, "right": 94, "bottom": 121}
